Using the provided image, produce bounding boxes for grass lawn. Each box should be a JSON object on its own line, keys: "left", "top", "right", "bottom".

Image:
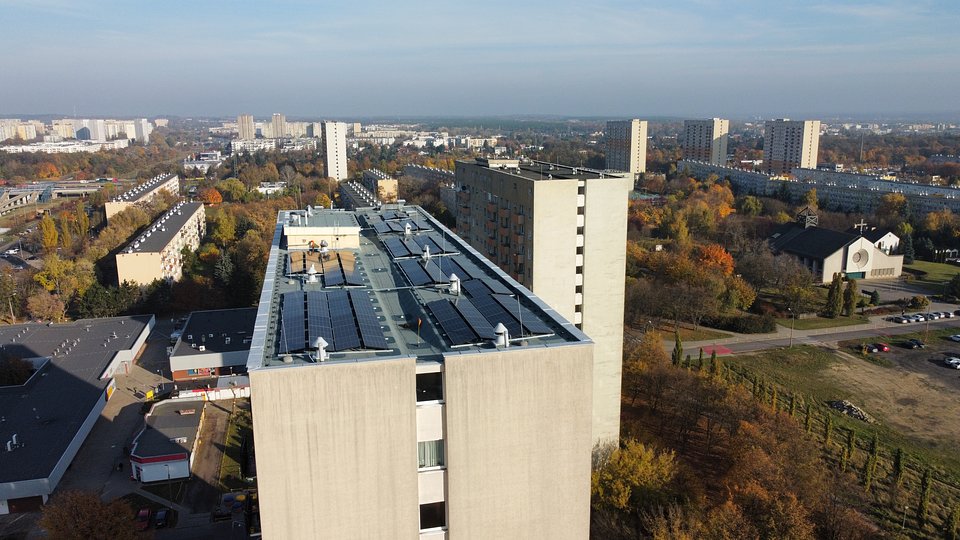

{"left": 219, "top": 401, "right": 253, "bottom": 491}
{"left": 776, "top": 315, "right": 869, "bottom": 331}
{"left": 905, "top": 260, "right": 960, "bottom": 284}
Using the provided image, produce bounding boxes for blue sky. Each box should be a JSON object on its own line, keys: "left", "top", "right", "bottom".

{"left": 1, "top": 0, "right": 958, "bottom": 119}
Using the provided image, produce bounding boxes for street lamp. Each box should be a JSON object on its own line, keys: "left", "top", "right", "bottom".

{"left": 901, "top": 505, "right": 909, "bottom": 530}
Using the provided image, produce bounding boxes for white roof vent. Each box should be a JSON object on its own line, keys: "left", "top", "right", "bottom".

{"left": 493, "top": 322, "right": 509, "bottom": 347}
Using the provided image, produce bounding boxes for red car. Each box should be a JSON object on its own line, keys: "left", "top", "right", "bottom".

{"left": 135, "top": 508, "right": 151, "bottom": 531}
{"left": 874, "top": 343, "right": 890, "bottom": 352}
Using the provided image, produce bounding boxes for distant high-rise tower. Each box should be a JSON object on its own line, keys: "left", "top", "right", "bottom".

{"left": 763, "top": 119, "right": 821, "bottom": 175}
{"left": 237, "top": 114, "right": 255, "bottom": 140}
{"left": 271, "top": 113, "right": 287, "bottom": 139}
{"left": 322, "top": 122, "right": 348, "bottom": 180}
{"left": 682, "top": 118, "right": 729, "bottom": 165}
{"left": 605, "top": 119, "right": 647, "bottom": 176}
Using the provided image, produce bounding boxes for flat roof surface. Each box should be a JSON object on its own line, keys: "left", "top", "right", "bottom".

{"left": 459, "top": 158, "right": 628, "bottom": 182}
{"left": 286, "top": 209, "right": 360, "bottom": 229}
{"left": 112, "top": 173, "right": 177, "bottom": 204}
{"left": 0, "top": 316, "right": 153, "bottom": 484}
{"left": 122, "top": 201, "right": 203, "bottom": 254}
{"left": 249, "top": 205, "right": 588, "bottom": 370}
{"left": 131, "top": 399, "right": 205, "bottom": 459}
{"left": 172, "top": 308, "right": 257, "bottom": 357}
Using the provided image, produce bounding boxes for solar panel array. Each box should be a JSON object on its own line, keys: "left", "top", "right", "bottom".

{"left": 279, "top": 290, "right": 389, "bottom": 353}
{"left": 285, "top": 251, "right": 363, "bottom": 287}
{"left": 380, "top": 233, "right": 458, "bottom": 258}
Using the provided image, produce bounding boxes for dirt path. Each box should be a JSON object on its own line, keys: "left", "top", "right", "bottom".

{"left": 827, "top": 354, "right": 960, "bottom": 451}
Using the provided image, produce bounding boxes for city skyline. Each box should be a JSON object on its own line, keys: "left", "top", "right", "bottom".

{"left": 2, "top": 1, "right": 958, "bottom": 118}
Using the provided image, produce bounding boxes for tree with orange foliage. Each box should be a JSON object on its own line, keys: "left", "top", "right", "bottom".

{"left": 37, "top": 162, "right": 60, "bottom": 179}
{"left": 695, "top": 244, "right": 734, "bottom": 276}
{"left": 198, "top": 187, "right": 223, "bottom": 205}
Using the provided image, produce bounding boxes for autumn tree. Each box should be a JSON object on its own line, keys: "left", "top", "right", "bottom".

{"left": 875, "top": 192, "right": 908, "bottom": 226}
{"left": 198, "top": 187, "right": 223, "bottom": 205}
{"left": 591, "top": 439, "right": 677, "bottom": 512}
{"left": 26, "top": 291, "right": 65, "bottom": 321}
{"left": 695, "top": 244, "right": 734, "bottom": 276}
{"left": 39, "top": 213, "right": 58, "bottom": 253}
{"left": 802, "top": 188, "right": 819, "bottom": 209}
{"left": 40, "top": 490, "right": 137, "bottom": 540}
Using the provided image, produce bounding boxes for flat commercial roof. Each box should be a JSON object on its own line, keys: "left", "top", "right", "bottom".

{"left": 131, "top": 399, "right": 205, "bottom": 460}
{"left": 171, "top": 308, "right": 257, "bottom": 357}
{"left": 122, "top": 201, "right": 203, "bottom": 254}
{"left": 0, "top": 316, "right": 153, "bottom": 485}
{"left": 287, "top": 209, "right": 360, "bottom": 229}
{"left": 248, "top": 204, "right": 588, "bottom": 370}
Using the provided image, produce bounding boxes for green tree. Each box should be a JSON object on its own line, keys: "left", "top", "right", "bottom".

{"left": 864, "top": 433, "right": 879, "bottom": 492}
{"left": 824, "top": 414, "right": 834, "bottom": 448}
{"left": 210, "top": 209, "right": 237, "bottom": 247}
{"left": 709, "top": 350, "right": 720, "bottom": 379}
{"left": 214, "top": 250, "right": 234, "bottom": 287}
{"left": 893, "top": 447, "right": 905, "bottom": 488}
{"left": 869, "top": 289, "right": 881, "bottom": 305}
{"left": 803, "top": 188, "right": 819, "bottom": 209}
{"left": 947, "top": 504, "right": 960, "bottom": 540}
{"left": 918, "top": 468, "right": 932, "bottom": 527}
{"left": 948, "top": 273, "right": 960, "bottom": 298}
{"left": 39, "top": 490, "right": 137, "bottom": 540}
{"left": 737, "top": 195, "right": 762, "bottom": 216}
{"left": 842, "top": 278, "right": 858, "bottom": 316}
{"left": 39, "top": 213, "right": 58, "bottom": 252}
{"left": 824, "top": 273, "right": 843, "bottom": 318}
{"left": 804, "top": 403, "right": 812, "bottom": 432}
{"left": 902, "top": 234, "right": 915, "bottom": 264}
{"left": 671, "top": 331, "right": 683, "bottom": 367}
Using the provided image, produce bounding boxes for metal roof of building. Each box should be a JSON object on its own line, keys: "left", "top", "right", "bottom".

{"left": 130, "top": 399, "right": 205, "bottom": 460}
{"left": 171, "top": 308, "right": 257, "bottom": 358}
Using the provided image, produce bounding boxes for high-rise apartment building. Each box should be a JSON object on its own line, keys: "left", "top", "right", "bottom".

{"left": 605, "top": 119, "right": 647, "bottom": 176}
{"left": 247, "top": 205, "right": 594, "bottom": 538}
{"left": 763, "top": 119, "right": 821, "bottom": 175}
{"left": 683, "top": 118, "right": 729, "bottom": 165}
{"left": 271, "top": 113, "right": 286, "bottom": 139}
{"left": 322, "top": 121, "right": 349, "bottom": 180}
{"left": 454, "top": 158, "right": 631, "bottom": 444}
{"left": 237, "top": 114, "right": 255, "bottom": 140}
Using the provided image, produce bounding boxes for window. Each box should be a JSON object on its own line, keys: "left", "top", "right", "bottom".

{"left": 416, "top": 372, "right": 443, "bottom": 402}
{"left": 418, "top": 440, "right": 445, "bottom": 469}
{"left": 420, "top": 502, "right": 446, "bottom": 530}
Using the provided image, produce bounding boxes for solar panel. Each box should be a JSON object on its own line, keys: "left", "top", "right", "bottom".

{"left": 426, "top": 233, "right": 457, "bottom": 253}
{"left": 349, "top": 290, "right": 389, "bottom": 349}
{"left": 402, "top": 238, "right": 422, "bottom": 256}
{"left": 398, "top": 259, "right": 431, "bottom": 286}
{"left": 453, "top": 298, "right": 497, "bottom": 340}
{"left": 388, "top": 221, "right": 405, "bottom": 233}
{"left": 492, "top": 294, "right": 553, "bottom": 334}
{"left": 383, "top": 210, "right": 399, "bottom": 220}
{"left": 306, "top": 291, "right": 333, "bottom": 349}
{"left": 322, "top": 254, "right": 345, "bottom": 286}
{"left": 373, "top": 222, "right": 391, "bottom": 234}
{"left": 383, "top": 237, "right": 411, "bottom": 259}
{"left": 482, "top": 277, "right": 512, "bottom": 295}
{"left": 414, "top": 236, "right": 443, "bottom": 256}
{"left": 339, "top": 252, "right": 364, "bottom": 286}
{"left": 327, "top": 290, "right": 361, "bottom": 350}
{"left": 423, "top": 260, "right": 449, "bottom": 284}
{"left": 461, "top": 279, "right": 493, "bottom": 298}
{"left": 427, "top": 300, "right": 477, "bottom": 345}
{"left": 450, "top": 256, "right": 487, "bottom": 279}
{"left": 469, "top": 291, "right": 522, "bottom": 337}
{"left": 280, "top": 292, "right": 306, "bottom": 353}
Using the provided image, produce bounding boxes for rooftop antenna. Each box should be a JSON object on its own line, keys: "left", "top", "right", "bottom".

{"left": 422, "top": 244, "right": 431, "bottom": 262}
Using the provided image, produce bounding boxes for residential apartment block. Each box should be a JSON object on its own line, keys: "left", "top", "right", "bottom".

{"left": 115, "top": 201, "right": 205, "bottom": 285}
{"left": 605, "top": 119, "right": 647, "bottom": 176}
{"left": 322, "top": 121, "right": 349, "bottom": 180}
{"left": 104, "top": 174, "right": 180, "bottom": 222}
{"left": 237, "top": 114, "right": 255, "bottom": 140}
{"left": 361, "top": 168, "right": 399, "bottom": 203}
{"left": 683, "top": 118, "right": 729, "bottom": 165}
{"left": 404, "top": 164, "right": 455, "bottom": 184}
{"left": 763, "top": 119, "right": 821, "bottom": 175}
{"left": 454, "top": 158, "right": 631, "bottom": 444}
{"left": 247, "top": 205, "right": 594, "bottom": 539}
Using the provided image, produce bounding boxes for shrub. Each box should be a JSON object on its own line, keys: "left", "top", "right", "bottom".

{"left": 702, "top": 314, "right": 777, "bottom": 334}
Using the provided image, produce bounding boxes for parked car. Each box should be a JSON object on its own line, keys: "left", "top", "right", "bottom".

{"left": 949, "top": 335, "right": 960, "bottom": 343}
{"left": 924, "top": 312, "right": 940, "bottom": 320}
{"left": 902, "top": 339, "right": 925, "bottom": 349}
{"left": 874, "top": 343, "right": 890, "bottom": 352}
{"left": 892, "top": 316, "right": 908, "bottom": 324}
{"left": 861, "top": 344, "right": 880, "bottom": 353}
{"left": 943, "top": 311, "right": 955, "bottom": 318}
{"left": 155, "top": 508, "right": 169, "bottom": 528}
{"left": 909, "top": 338, "right": 926, "bottom": 349}
{"left": 135, "top": 508, "right": 151, "bottom": 531}
{"left": 945, "top": 357, "right": 960, "bottom": 369}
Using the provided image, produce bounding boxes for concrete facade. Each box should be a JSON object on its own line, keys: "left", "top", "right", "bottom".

{"left": 454, "top": 158, "right": 631, "bottom": 444}
{"left": 763, "top": 119, "right": 821, "bottom": 175}
{"left": 362, "top": 169, "right": 399, "bottom": 203}
{"left": 683, "top": 118, "right": 729, "bottom": 165}
{"left": 104, "top": 173, "right": 180, "bottom": 222}
{"left": 237, "top": 114, "right": 255, "bottom": 140}
{"left": 605, "top": 119, "right": 647, "bottom": 176}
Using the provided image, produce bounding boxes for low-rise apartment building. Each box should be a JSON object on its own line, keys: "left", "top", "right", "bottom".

{"left": 104, "top": 174, "right": 180, "bottom": 221}
{"left": 115, "top": 201, "right": 205, "bottom": 285}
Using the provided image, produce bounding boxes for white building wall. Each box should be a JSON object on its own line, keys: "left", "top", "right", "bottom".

{"left": 322, "top": 121, "right": 349, "bottom": 180}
